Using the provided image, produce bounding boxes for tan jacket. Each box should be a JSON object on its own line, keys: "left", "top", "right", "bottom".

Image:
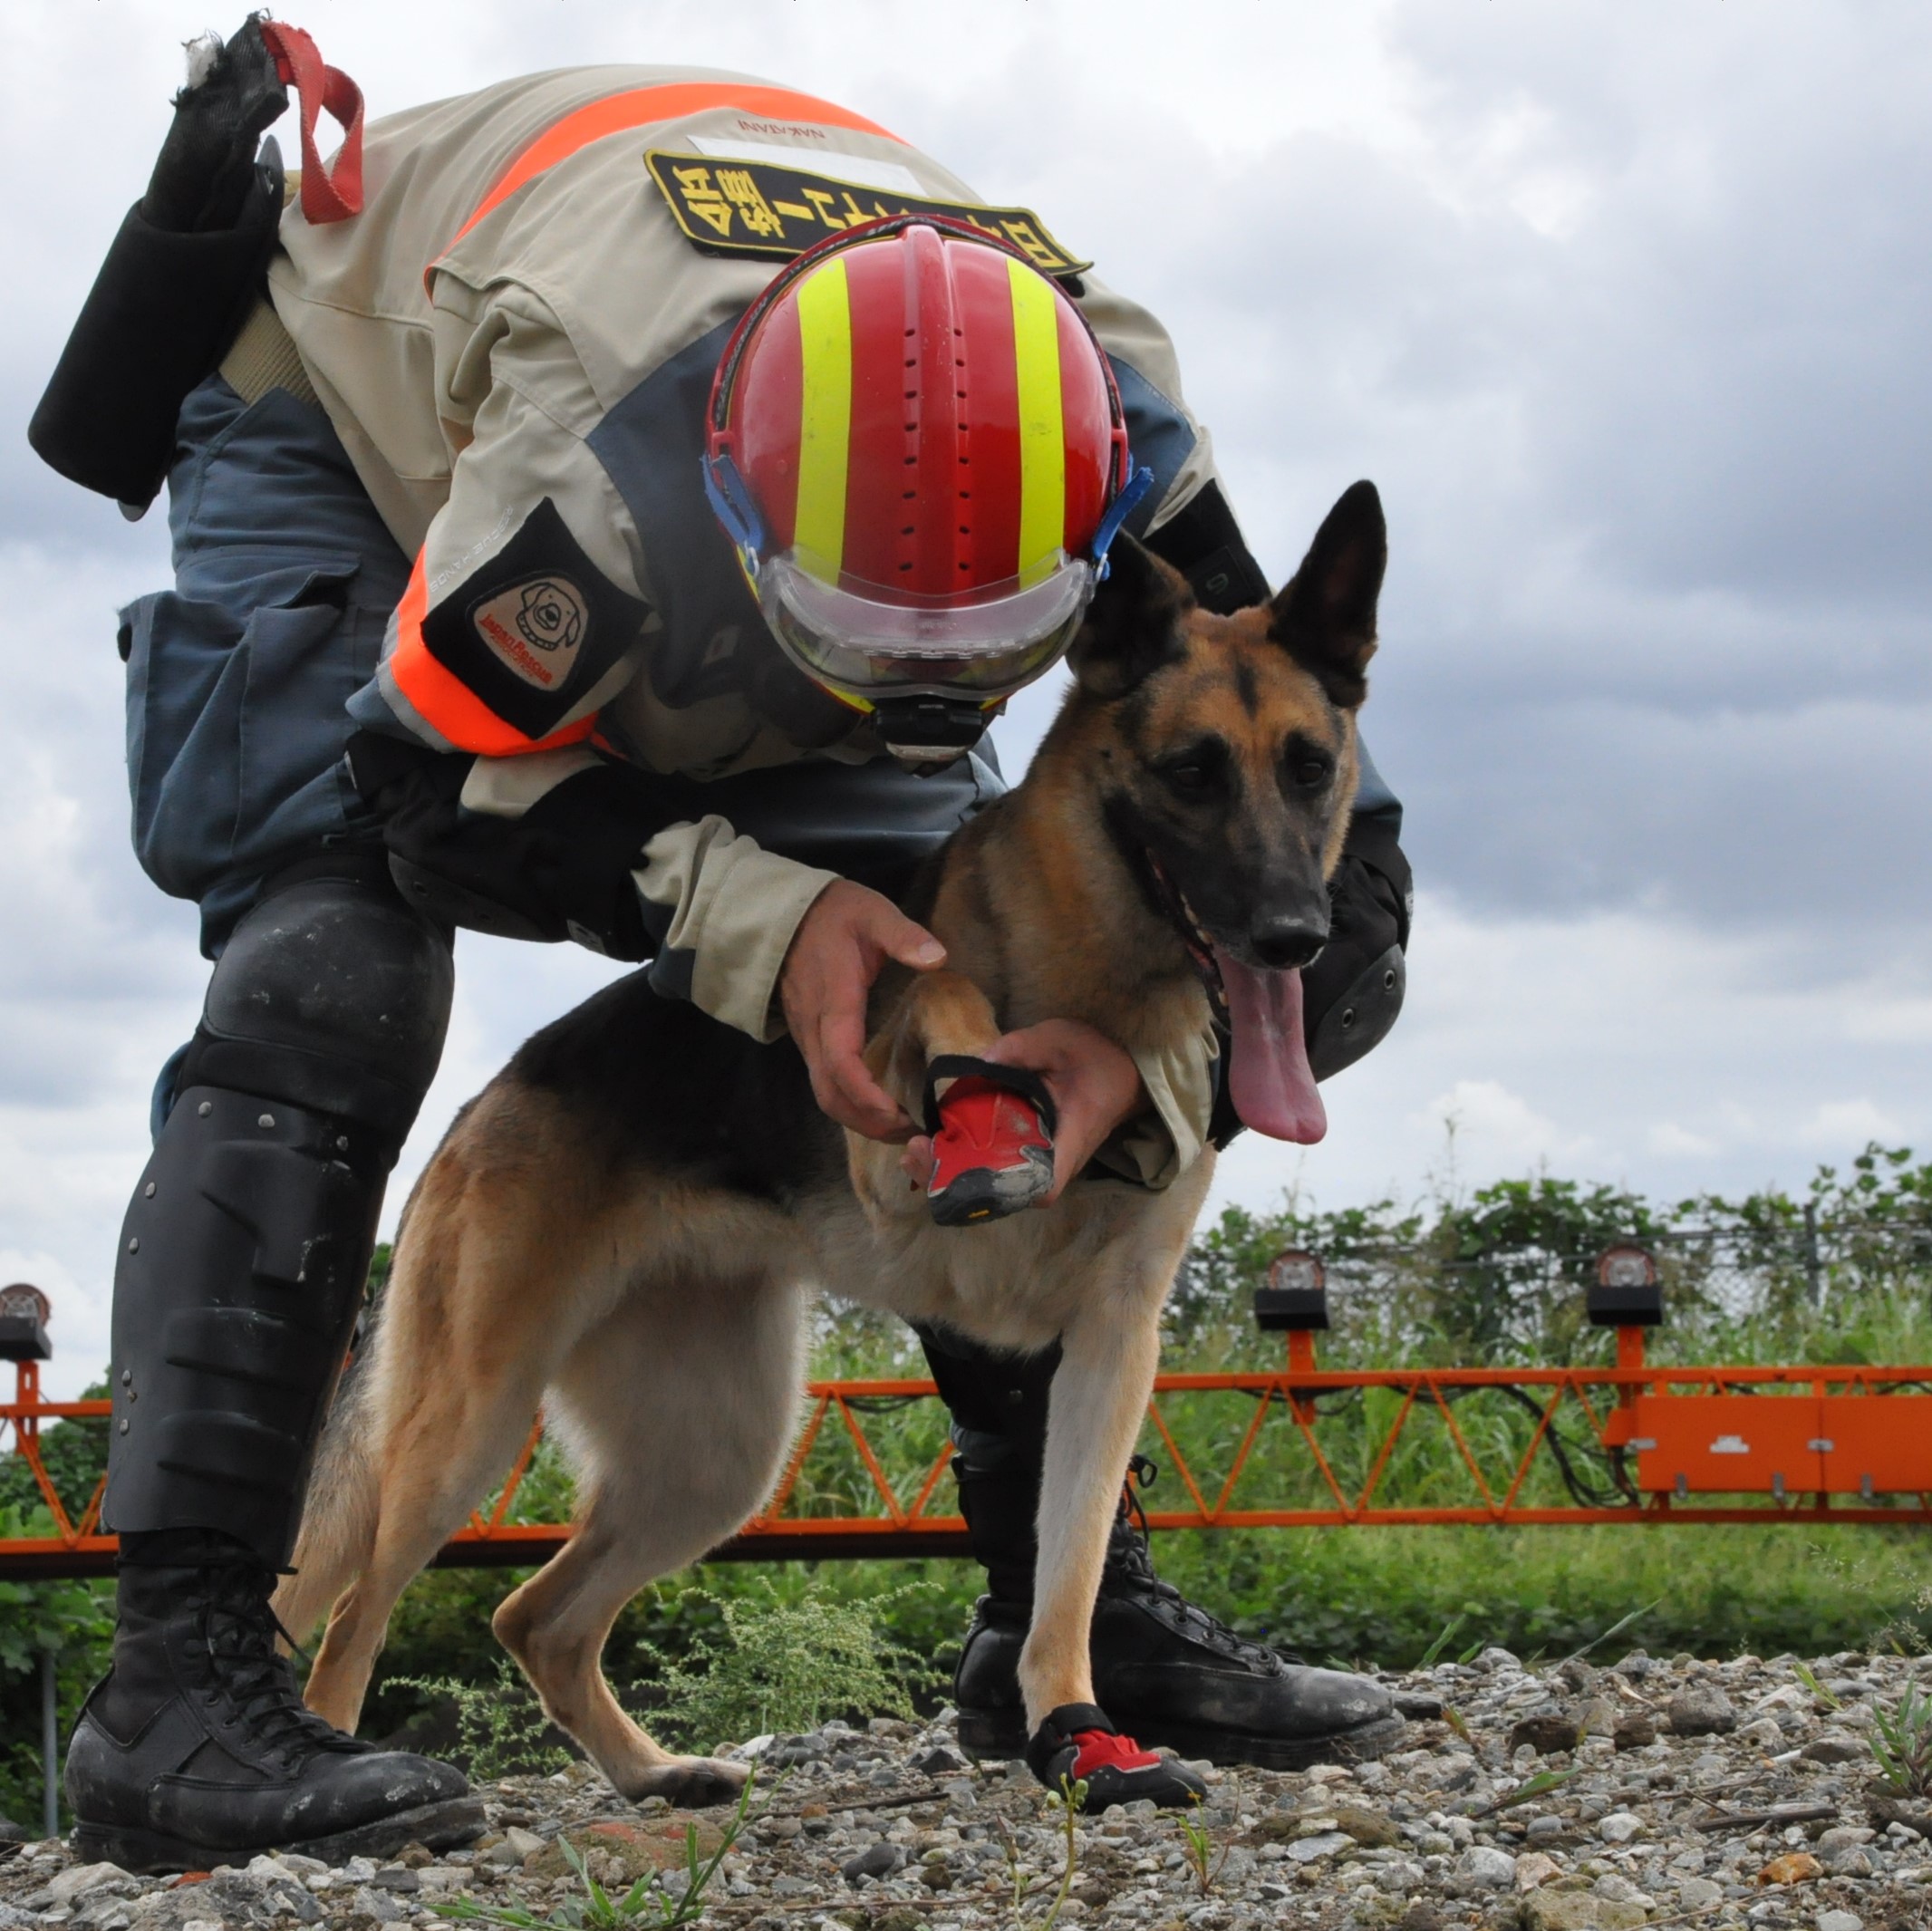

{"left": 268, "top": 65, "right": 1222, "bottom": 1183}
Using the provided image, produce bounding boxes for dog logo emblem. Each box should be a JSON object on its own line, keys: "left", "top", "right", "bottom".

{"left": 471, "top": 576, "right": 589, "bottom": 690}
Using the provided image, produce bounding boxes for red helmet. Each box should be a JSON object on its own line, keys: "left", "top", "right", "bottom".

{"left": 704, "top": 217, "right": 1152, "bottom": 761}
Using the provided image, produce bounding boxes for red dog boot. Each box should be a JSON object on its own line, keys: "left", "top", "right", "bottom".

{"left": 1025, "top": 1702, "right": 1207, "bottom": 1811}
{"left": 923, "top": 1056, "right": 1058, "bottom": 1227}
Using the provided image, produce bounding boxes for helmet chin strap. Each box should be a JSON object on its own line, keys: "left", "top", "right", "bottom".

{"left": 874, "top": 693, "right": 990, "bottom": 769}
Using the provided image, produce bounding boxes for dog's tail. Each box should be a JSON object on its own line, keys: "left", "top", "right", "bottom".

{"left": 274, "top": 1295, "right": 387, "bottom": 1646}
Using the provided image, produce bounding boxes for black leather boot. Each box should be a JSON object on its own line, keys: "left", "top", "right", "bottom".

{"left": 67, "top": 1531, "right": 478, "bottom": 1873}
{"left": 953, "top": 1482, "right": 1413, "bottom": 1772}
{"left": 70, "top": 868, "right": 470, "bottom": 1872}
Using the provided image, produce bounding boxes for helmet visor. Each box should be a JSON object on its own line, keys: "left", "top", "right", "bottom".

{"left": 759, "top": 550, "right": 1095, "bottom": 704}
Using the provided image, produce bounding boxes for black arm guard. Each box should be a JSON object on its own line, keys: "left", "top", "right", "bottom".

{"left": 29, "top": 15, "right": 289, "bottom": 510}
{"left": 1141, "top": 479, "right": 1273, "bottom": 615}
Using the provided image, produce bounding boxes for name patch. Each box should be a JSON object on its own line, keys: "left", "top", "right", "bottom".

{"left": 645, "top": 150, "right": 1090, "bottom": 275}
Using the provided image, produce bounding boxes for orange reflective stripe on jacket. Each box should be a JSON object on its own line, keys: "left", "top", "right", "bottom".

{"left": 387, "top": 552, "right": 600, "bottom": 756}
{"left": 440, "top": 82, "right": 903, "bottom": 260}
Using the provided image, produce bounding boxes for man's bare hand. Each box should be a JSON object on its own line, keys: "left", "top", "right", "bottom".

{"left": 898, "top": 1018, "right": 1146, "bottom": 1204}
{"left": 781, "top": 880, "right": 946, "bottom": 1141}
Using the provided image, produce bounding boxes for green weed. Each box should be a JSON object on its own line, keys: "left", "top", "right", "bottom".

{"left": 388, "top": 1660, "right": 571, "bottom": 1781}
{"left": 1871, "top": 1681, "right": 1932, "bottom": 1798}
{"left": 632, "top": 1576, "right": 942, "bottom": 1750}
{"left": 1174, "top": 1784, "right": 1234, "bottom": 1897}
{"left": 433, "top": 1773, "right": 756, "bottom": 1927}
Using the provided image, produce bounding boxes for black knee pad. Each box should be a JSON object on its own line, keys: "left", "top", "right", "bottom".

{"left": 916, "top": 1324, "right": 1061, "bottom": 1469}
{"left": 179, "top": 861, "right": 453, "bottom": 1153}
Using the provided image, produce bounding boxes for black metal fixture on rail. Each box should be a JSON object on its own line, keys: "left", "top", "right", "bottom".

{"left": 1589, "top": 1243, "right": 1663, "bottom": 1328}
{"left": 1254, "top": 1249, "right": 1330, "bottom": 1333}
{"left": 0, "top": 1283, "right": 52, "bottom": 1362}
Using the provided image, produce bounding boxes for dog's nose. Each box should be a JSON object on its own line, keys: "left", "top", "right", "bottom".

{"left": 1250, "top": 912, "right": 1328, "bottom": 971}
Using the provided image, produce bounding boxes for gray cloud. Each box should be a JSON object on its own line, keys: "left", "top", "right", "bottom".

{"left": 5, "top": 1, "right": 1932, "bottom": 1389}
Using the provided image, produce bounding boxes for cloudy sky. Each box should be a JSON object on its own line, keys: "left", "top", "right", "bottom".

{"left": 3, "top": 1, "right": 1929, "bottom": 1392}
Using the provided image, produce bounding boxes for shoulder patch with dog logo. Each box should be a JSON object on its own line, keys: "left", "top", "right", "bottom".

{"left": 644, "top": 150, "right": 1090, "bottom": 275}
{"left": 420, "top": 498, "right": 648, "bottom": 741}
{"left": 471, "top": 575, "right": 590, "bottom": 690}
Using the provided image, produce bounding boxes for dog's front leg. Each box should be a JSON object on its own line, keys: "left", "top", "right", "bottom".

{"left": 1018, "top": 1301, "right": 1202, "bottom": 1807}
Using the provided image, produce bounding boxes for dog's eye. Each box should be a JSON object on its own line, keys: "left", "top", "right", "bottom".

{"left": 1288, "top": 753, "right": 1334, "bottom": 790}
{"left": 1158, "top": 748, "right": 1223, "bottom": 797}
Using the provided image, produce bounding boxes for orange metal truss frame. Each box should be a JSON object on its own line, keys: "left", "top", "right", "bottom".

{"left": 8, "top": 1331, "right": 1932, "bottom": 1578}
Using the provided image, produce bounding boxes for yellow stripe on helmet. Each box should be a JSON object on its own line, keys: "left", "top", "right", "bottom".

{"left": 794, "top": 258, "right": 854, "bottom": 581}
{"left": 1008, "top": 258, "right": 1066, "bottom": 588}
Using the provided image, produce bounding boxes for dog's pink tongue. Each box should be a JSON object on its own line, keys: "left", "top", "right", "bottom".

{"left": 1216, "top": 951, "right": 1328, "bottom": 1143}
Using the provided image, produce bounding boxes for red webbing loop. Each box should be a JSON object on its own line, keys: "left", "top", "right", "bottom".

{"left": 257, "top": 20, "right": 364, "bottom": 225}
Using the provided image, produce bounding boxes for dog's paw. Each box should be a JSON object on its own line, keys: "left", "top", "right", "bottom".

{"left": 623, "top": 1756, "right": 748, "bottom": 1808}
{"left": 926, "top": 1073, "right": 1056, "bottom": 1227}
{"left": 1024, "top": 1702, "right": 1207, "bottom": 1810}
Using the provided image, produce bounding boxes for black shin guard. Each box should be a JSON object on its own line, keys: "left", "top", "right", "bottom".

{"left": 103, "top": 864, "right": 451, "bottom": 1567}
{"left": 103, "top": 1086, "right": 388, "bottom": 1567}
{"left": 916, "top": 1324, "right": 1059, "bottom": 1606}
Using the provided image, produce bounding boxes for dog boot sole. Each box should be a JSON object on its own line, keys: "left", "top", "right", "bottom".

{"left": 958, "top": 1704, "right": 1409, "bottom": 1773}
{"left": 71, "top": 1793, "right": 487, "bottom": 1877}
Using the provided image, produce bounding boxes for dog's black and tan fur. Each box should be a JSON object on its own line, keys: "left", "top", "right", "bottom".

{"left": 276, "top": 482, "right": 1388, "bottom": 1804}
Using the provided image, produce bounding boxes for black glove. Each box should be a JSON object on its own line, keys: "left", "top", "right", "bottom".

{"left": 29, "top": 15, "right": 288, "bottom": 508}
{"left": 141, "top": 15, "right": 288, "bottom": 234}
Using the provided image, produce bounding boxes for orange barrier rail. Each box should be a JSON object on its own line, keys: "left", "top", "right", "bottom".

{"left": 8, "top": 1323, "right": 1932, "bottom": 1578}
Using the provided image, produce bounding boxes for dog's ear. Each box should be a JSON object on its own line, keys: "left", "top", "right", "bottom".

{"left": 1066, "top": 533, "right": 1190, "bottom": 700}
{"left": 1269, "top": 480, "right": 1386, "bottom": 709}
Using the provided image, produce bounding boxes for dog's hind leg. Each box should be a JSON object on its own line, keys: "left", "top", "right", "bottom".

{"left": 493, "top": 1258, "right": 806, "bottom": 1806}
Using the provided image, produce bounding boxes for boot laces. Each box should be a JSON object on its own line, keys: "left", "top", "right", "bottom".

{"left": 198, "top": 1561, "right": 363, "bottom": 1762}
{"left": 1103, "top": 1459, "right": 1295, "bottom": 1672}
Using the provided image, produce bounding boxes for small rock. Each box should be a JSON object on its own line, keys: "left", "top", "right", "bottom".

{"left": 1592, "top": 1873, "right": 1654, "bottom": 1907}
{"left": 1735, "top": 1715, "right": 1783, "bottom": 1749}
{"left": 1514, "top": 1850, "right": 1562, "bottom": 1890}
{"left": 502, "top": 1825, "right": 546, "bottom": 1860}
{"left": 1668, "top": 1685, "right": 1738, "bottom": 1736}
{"left": 0, "top": 1819, "right": 26, "bottom": 1845}
{"left": 1802, "top": 1731, "right": 1868, "bottom": 1763}
{"left": 912, "top": 1745, "right": 966, "bottom": 1775}
{"left": 841, "top": 1840, "right": 908, "bottom": 1885}
{"left": 1518, "top": 1893, "right": 1647, "bottom": 1931}
{"left": 1815, "top": 1826, "right": 1874, "bottom": 1857}
{"left": 1330, "top": 1805, "right": 1403, "bottom": 1848}
{"left": 1526, "top": 1814, "right": 1566, "bottom": 1840}
{"left": 1286, "top": 1830, "right": 1355, "bottom": 1863}
{"left": 49, "top": 1864, "right": 132, "bottom": 1908}
{"left": 350, "top": 1884, "right": 408, "bottom": 1923}
{"left": 1612, "top": 1712, "right": 1657, "bottom": 1751}
{"left": 1598, "top": 1811, "right": 1644, "bottom": 1843}
{"left": 1757, "top": 1849, "right": 1823, "bottom": 1885}
{"left": 1577, "top": 1697, "right": 1619, "bottom": 1738}
{"left": 1677, "top": 1874, "right": 1724, "bottom": 1909}
{"left": 1511, "top": 1714, "right": 1581, "bottom": 1756}
{"left": 1454, "top": 1844, "right": 1516, "bottom": 1889}
{"left": 1815, "top": 1913, "right": 1863, "bottom": 1931}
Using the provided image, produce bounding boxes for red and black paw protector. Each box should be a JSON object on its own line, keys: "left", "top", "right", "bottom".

{"left": 923, "top": 1056, "right": 1058, "bottom": 1228}
{"left": 1024, "top": 1703, "right": 1207, "bottom": 1811}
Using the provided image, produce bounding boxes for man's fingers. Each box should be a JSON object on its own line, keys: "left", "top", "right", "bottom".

{"left": 866, "top": 902, "right": 946, "bottom": 972}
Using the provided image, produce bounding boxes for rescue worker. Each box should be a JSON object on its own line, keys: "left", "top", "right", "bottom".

{"left": 31, "top": 21, "right": 1417, "bottom": 1873}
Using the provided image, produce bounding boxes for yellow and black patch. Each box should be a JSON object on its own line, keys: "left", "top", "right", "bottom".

{"left": 645, "top": 150, "right": 1090, "bottom": 276}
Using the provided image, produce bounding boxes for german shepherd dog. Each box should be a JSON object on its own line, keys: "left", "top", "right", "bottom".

{"left": 275, "top": 481, "right": 1387, "bottom": 1810}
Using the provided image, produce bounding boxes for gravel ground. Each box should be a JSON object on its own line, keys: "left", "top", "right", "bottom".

{"left": 5, "top": 1646, "right": 1932, "bottom": 1930}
